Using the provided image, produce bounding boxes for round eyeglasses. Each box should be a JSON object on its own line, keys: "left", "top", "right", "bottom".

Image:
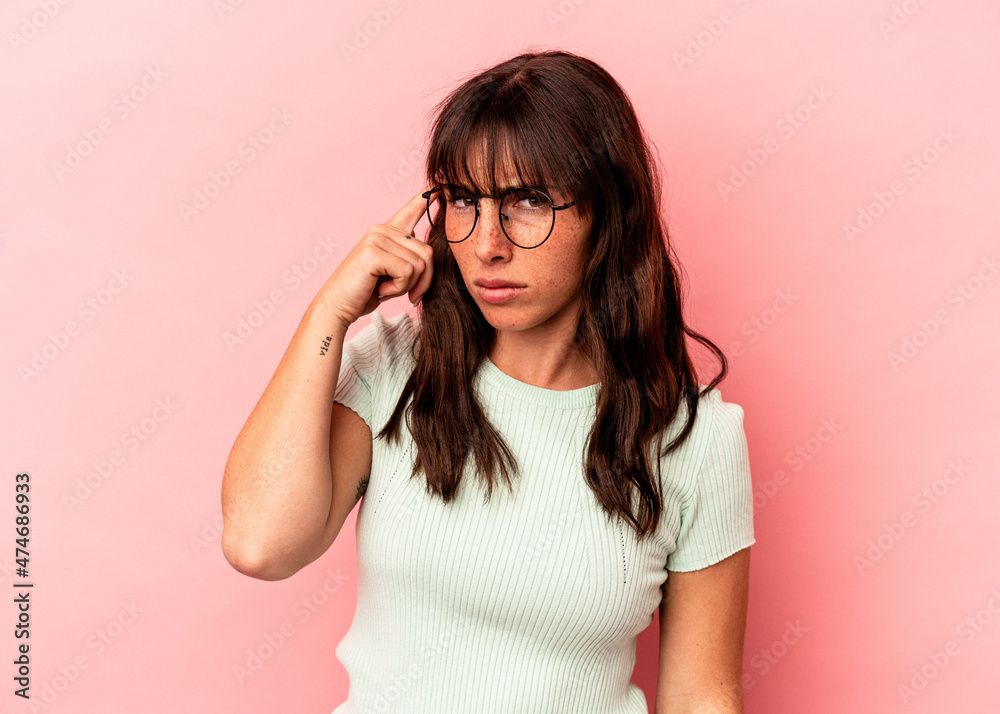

{"left": 421, "top": 184, "right": 576, "bottom": 249}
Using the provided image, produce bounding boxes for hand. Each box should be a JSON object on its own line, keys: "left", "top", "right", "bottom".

{"left": 320, "top": 186, "right": 435, "bottom": 331}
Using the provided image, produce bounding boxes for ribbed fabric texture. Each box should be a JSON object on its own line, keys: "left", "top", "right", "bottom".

{"left": 330, "top": 310, "right": 755, "bottom": 714}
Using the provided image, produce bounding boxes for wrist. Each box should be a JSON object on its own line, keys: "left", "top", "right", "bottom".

{"left": 306, "top": 292, "right": 353, "bottom": 338}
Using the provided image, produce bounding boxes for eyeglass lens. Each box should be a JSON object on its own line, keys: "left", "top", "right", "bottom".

{"left": 426, "top": 186, "right": 555, "bottom": 249}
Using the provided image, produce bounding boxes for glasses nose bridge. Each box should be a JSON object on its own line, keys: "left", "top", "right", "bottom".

{"left": 474, "top": 193, "right": 505, "bottom": 215}
{"left": 471, "top": 194, "right": 510, "bottom": 242}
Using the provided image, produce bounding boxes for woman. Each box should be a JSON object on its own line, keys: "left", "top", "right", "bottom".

{"left": 222, "top": 49, "right": 755, "bottom": 713}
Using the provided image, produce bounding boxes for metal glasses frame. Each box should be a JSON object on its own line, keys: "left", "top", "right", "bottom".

{"left": 421, "top": 184, "right": 576, "bottom": 249}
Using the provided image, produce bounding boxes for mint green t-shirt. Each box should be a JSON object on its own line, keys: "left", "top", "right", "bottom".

{"left": 330, "top": 309, "right": 754, "bottom": 714}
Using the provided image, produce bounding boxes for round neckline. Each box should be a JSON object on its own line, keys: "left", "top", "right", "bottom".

{"left": 476, "top": 355, "right": 600, "bottom": 409}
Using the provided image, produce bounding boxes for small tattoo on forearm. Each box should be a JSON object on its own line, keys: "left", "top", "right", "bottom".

{"left": 319, "top": 335, "right": 332, "bottom": 356}
{"left": 355, "top": 475, "right": 369, "bottom": 502}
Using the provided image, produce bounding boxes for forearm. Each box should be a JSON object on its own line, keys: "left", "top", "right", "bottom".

{"left": 655, "top": 690, "right": 743, "bottom": 714}
{"left": 221, "top": 291, "right": 349, "bottom": 579}
{"left": 656, "top": 702, "right": 742, "bottom": 714}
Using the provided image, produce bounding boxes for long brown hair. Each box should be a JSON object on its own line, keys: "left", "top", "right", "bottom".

{"left": 376, "top": 49, "right": 727, "bottom": 540}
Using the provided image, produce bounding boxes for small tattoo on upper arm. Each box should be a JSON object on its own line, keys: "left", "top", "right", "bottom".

{"left": 355, "top": 475, "right": 370, "bottom": 502}
{"left": 320, "top": 335, "right": 332, "bottom": 356}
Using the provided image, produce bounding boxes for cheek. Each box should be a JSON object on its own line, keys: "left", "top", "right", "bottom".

{"left": 448, "top": 248, "right": 472, "bottom": 277}
{"left": 539, "top": 259, "right": 575, "bottom": 292}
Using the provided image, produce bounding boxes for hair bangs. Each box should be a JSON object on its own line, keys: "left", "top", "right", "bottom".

{"left": 429, "top": 85, "right": 589, "bottom": 208}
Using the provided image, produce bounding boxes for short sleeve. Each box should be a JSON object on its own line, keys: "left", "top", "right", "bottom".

{"left": 331, "top": 315, "right": 383, "bottom": 434}
{"left": 665, "top": 394, "right": 756, "bottom": 572}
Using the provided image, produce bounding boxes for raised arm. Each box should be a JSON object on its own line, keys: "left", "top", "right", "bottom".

{"left": 220, "top": 187, "right": 434, "bottom": 580}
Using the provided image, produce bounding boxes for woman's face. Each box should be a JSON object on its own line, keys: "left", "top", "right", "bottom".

{"left": 446, "top": 161, "right": 593, "bottom": 345}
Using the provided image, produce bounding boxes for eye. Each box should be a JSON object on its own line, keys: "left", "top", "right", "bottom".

{"left": 509, "top": 189, "right": 548, "bottom": 210}
{"left": 443, "top": 187, "right": 476, "bottom": 210}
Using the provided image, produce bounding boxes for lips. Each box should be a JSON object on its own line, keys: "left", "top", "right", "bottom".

{"left": 475, "top": 278, "right": 527, "bottom": 289}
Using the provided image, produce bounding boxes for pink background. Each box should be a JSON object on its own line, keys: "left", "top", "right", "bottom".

{"left": 2, "top": 1, "right": 998, "bottom": 712}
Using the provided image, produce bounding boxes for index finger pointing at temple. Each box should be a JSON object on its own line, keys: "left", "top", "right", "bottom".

{"left": 386, "top": 185, "right": 434, "bottom": 241}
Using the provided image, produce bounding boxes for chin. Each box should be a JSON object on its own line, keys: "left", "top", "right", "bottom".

{"left": 477, "top": 308, "right": 525, "bottom": 330}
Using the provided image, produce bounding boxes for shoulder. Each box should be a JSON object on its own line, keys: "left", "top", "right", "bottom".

{"left": 346, "top": 309, "right": 420, "bottom": 358}
{"left": 660, "top": 386, "right": 755, "bottom": 571}
{"left": 655, "top": 385, "right": 750, "bottom": 495}
{"left": 683, "top": 387, "right": 752, "bottom": 511}
{"left": 690, "top": 386, "right": 748, "bottom": 468}
{"left": 663, "top": 385, "right": 745, "bottom": 454}
{"left": 372, "top": 308, "right": 419, "bottom": 349}
{"left": 345, "top": 310, "right": 420, "bottom": 374}
{"left": 699, "top": 386, "right": 746, "bottom": 439}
